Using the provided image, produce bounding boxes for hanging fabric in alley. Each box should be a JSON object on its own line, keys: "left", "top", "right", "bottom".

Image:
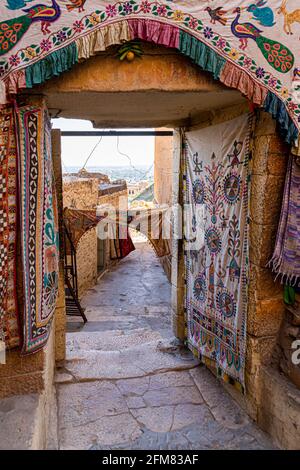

{"left": 0, "top": 105, "right": 20, "bottom": 349}
{"left": 269, "top": 155, "right": 300, "bottom": 285}
{"left": 17, "top": 105, "right": 59, "bottom": 354}
{"left": 63, "top": 207, "right": 104, "bottom": 252}
{"left": 109, "top": 211, "right": 135, "bottom": 260}
{"left": 184, "top": 113, "right": 253, "bottom": 390}
{"left": 129, "top": 208, "right": 171, "bottom": 259}
{"left": 0, "top": 2, "right": 299, "bottom": 146}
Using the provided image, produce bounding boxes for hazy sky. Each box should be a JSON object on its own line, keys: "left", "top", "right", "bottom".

{"left": 52, "top": 118, "right": 155, "bottom": 169}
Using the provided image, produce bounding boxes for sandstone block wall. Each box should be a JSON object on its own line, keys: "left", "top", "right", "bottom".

{"left": 154, "top": 130, "right": 174, "bottom": 206}
{"left": 52, "top": 129, "right": 66, "bottom": 363}
{"left": 245, "top": 112, "right": 300, "bottom": 449}
{"left": 63, "top": 177, "right": 99, "bottom": 210}
{"left": 98, "top": 189, "right": 128, "bottom": 210}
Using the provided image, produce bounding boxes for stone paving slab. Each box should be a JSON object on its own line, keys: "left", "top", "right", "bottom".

{"left": 0, "top": 394, "right": 41, "bottom": 450}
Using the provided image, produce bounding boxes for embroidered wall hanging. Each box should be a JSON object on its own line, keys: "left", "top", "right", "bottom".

{"left": 0, "top": 2, "right": 298, "bottom": 145}
{"left": 0, "top": 105, "right": 20, "bottom": 349}
{"left": 184, "top": 113, "right": 252, "bottom": 389}
{"left": 17, "top": 105, "right": 59, "bottom": 354}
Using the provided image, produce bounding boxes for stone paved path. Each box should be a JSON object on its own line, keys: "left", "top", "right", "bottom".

{"left": 53, "top": 240, "right": 275, "bottom": 450}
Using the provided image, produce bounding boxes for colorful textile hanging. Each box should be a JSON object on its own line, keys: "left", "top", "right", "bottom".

{"left": 0, "top": 105, "right": 20, "bottom": 349}
{"left": 108, "top": 211, "right": 136, "bottom": 260}
{"left": 17, "top": 105, "right": 59, "bottom": 354}
{"left": 0, "top": 2, "right": 299, "bottom": 145}
{"left": 269, "top": 155, "right": 300, "bottom": 285}
{"left": 129, "top": 208, "right": 171, "bottom": 258}
{"left": 184, "top": 113, "right": 253, "bottom": 389}
{"left": 63, "top": 207, "right": 104, "bottom": 252}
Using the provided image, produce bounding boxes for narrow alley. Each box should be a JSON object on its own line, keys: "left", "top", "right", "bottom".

{"left": 53, "top": 238, "right": 275, "bottom": 450}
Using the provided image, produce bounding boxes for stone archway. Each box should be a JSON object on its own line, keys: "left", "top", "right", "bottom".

{"left": 0, "top": 39, "right": 298, "bottom": 448}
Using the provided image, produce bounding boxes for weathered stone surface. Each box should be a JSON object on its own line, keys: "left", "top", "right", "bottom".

{"left": 60, "top": 413, "right": 142, "bottom": 450}
{"left": 189, "top": 368, "right": 250, "bottom": 429}
{"left": 254, "top": 111, "right": 276, "bottom": 136}
{"left": 246, "top": 336, "right": 278, "bottom": 374}
{"left": 258, "top": 366, "right": 300, "bottom": 450}
{"left": 125, "top": 396, "right": 145, "bottom": 409}
{"left": 0, "top": 394, "right": 40, "bottom": 450}
{"left": 0, "top": 349, "right": 44, "bottom": 379}
{"left": 55, "top": 371, "right": 74, "bottom": 384}
{"left": 143, "top": 386, "right": 203, "bottom": 407}
{"left": 149, "top": 370, "right": 195, "bottom": 389}
{"left": 249, "top": 265, "right": 282, "bottom": 301}
{"left": 0, "top": 373, "right": 44, "bottom": 399}
{"left": 247, "top": 298, "right": 285, "bottom": 337}
{"left": 171, "top": 403, "right": 212, "bottom": 431}
{"left": 66, "top": 329, "right": 163, "bottom": 352}
{"left": 131, "top": 406, "right": 174, "bottom": 433}
{"left": 57, "top": 381, "right": 129, "bottom": 438}
{"left": 249, "top": 222, "right": 278, "bottom": 267}
{"left": 250, "top": 174, "right": 285, "bottom": 226}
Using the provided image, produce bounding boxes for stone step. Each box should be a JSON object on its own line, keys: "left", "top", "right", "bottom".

{"left": 60, "top": 338, "right": 199, "bottom": 383}
{"left": 66, "top": 328, "right": 164, "bottom": 353}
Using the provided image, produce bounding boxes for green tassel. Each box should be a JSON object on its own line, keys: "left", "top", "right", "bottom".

{"left": 25, "top": 42, "right": 78, "bottom": 88}
{"left": 284, "top": 284, "right": 295, "bottom": 305}
{"left": 178, "top": 31, "right": 226, "bottom": 80}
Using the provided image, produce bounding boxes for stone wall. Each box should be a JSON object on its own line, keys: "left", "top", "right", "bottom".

{"left": 98, "top": 188, "right": 128, "bottom": 209}
{"left": 52, "top": 129, "right": 66, "bottom": 363}
{"left": 154, "top": 130, "right": 174, "bottom": 206}
{"left": 244, "top": 112, "right": 300, "bottom": 449}
{"left": 154, "top": 129, "right": 173, "bottom": 281}
{"left": 63, "top": 177, "right": 99, "bottom": 210}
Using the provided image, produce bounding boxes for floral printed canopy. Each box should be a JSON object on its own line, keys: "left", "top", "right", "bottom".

{"left": 0, "top": 1, "right": 299, "bottom": 144}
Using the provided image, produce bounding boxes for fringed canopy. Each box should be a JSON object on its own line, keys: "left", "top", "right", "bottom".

{"left": 0, "top": 1, "right": 299, "bottom": 145}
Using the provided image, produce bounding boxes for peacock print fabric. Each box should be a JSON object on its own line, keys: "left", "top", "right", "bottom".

{"left": 184, "top": 113, "right": 252, "bottom": 389}
{"left": 17, "top": 105, "right": 59, "bottom": 354}
{"left": 0, "top": 1, "right": 299, "bottom": 144}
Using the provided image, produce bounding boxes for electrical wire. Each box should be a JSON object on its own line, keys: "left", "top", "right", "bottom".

{"left": 81, "top": 135, "right": 103, "bottom": 169}
{"left": 62, "top": 133, "right": 154, "bottom": 179}
{"left": 116, "top": 135, "right": 154, "bottom": 180}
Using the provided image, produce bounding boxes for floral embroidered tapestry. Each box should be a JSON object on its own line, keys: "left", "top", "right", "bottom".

{"left": 184, "top": 113, "right": 252, "bottom": 389}
{"left": 0, "top": 1, "right": 299, "bottom": 145}
{"left": 17, "top": 105, "right": 59, "bottom": 354}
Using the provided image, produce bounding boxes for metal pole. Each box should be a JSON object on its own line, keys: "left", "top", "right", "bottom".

{"left": 60, "top": 130, "right": 173, "bottom": 137}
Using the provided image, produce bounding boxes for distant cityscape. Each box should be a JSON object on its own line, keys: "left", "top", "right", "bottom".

{"left": 63, "top": 165, "right": 154, "bottom": 183}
